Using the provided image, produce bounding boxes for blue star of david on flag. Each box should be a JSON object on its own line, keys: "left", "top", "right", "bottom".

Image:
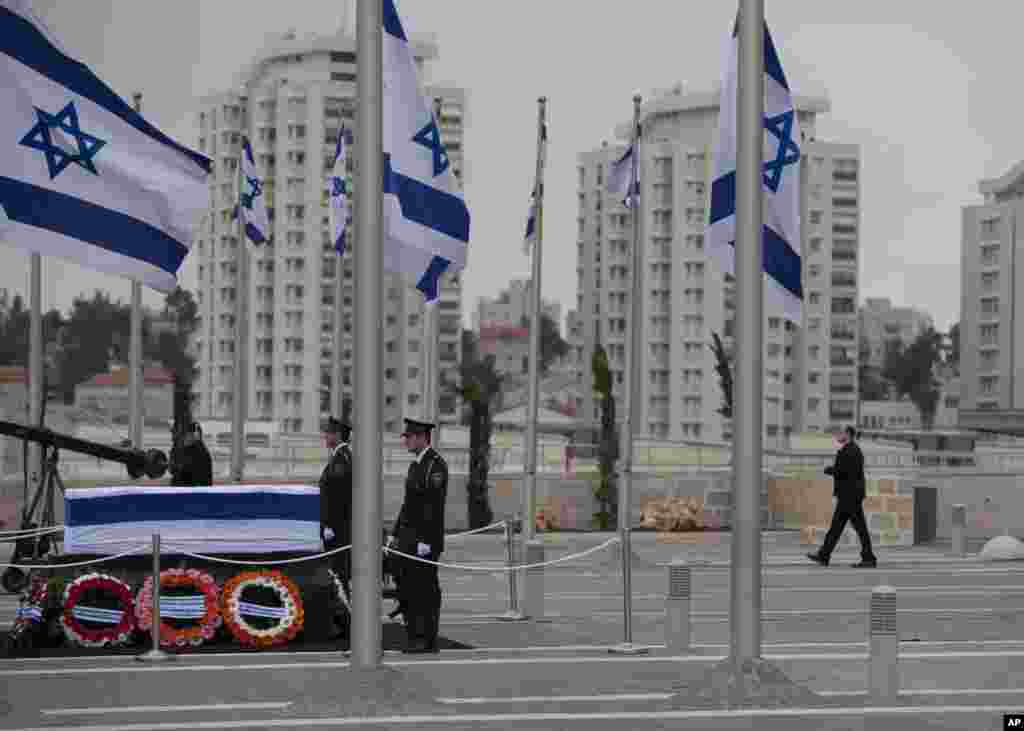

{"left": 411, "top": 116, "right": 449, "bottom": 178}
{"left": 331, "top": 175, "right": 347, "bottom": 198}
{"left": 19, "top": 101, "right": 106, "bottom": 180}
{"left": 241, "top": 175, "right": 262, "bottom": 210}
{"left": 763, "top": 110, "right": 800, "bottom": 193}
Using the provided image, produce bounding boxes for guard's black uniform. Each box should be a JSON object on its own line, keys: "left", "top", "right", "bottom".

{"left": 169, "top": 432, "right": 213, "bottom": 487}
{"left": 392, "top": 441, "right": 448, "bottom": 652}
{"left": 319, "top": 424, "right": 353, "bottom": 601}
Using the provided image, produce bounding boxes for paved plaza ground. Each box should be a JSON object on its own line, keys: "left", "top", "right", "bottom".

{"left": 1, "top": 530, "right": 1022, "bottom": 729}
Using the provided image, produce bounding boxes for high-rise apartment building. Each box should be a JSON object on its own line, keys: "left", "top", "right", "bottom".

{"left": 858, "top": 297, "right": 934, "bottom": 370}
{"left": 567, "top": 85, "right": 861, "bottom": 442}
{"left": 192, "top": 28, "right": 465, "bottom": 434}
{"left": 474, "top": 279, "right": 562, "bottom": 332}
{"left": 959, "top": 161, "right": 1024, "bottom": 413}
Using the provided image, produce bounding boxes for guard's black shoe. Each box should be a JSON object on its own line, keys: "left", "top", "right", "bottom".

{"left": 851, "top": 560, "right": 877, "bottom": 568}
{"left": 806, "top": 552, "right": 829, "bottom": 566}
{"left": 403, "top": 641, "right": 432, "bottom": 654}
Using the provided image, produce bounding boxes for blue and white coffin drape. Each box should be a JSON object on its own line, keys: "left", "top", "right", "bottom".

{"left": 64, "top": 485, "right": 321, "bottom": 555}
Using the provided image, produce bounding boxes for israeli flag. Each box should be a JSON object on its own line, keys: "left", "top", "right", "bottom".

{"left": 237, "top": 136, "right": 269, "bottom": 245}
{"left": 0, "top": 0, "right": 211, "bottom": 293}
{"left": 606, "top": 126, "right": 640, "bottom": 209}
{"left": 523, "top": 120, "right": 546, "bottom": 254}
{"left": 328, "top": 125, "right": 352, "bottom": 255}
{"left": 384, "top": 0, "right": 470, "bottom": 304}
{"left": 707, "top": 17, "right": 803, "bottom": 323}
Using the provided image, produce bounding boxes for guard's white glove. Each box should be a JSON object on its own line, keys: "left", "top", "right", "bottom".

{"left": 322, "top": 527, "right": 335, "bottom": 542}
{"left": 416, "top": 542, "right": 431, "bottom": 557}
{"left": 386, "top": 535, "right": 396, "bottom": 548}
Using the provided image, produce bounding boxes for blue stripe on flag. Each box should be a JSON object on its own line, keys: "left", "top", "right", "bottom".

{"left": 383, "top": 0, "right": 407, "bottom": 42}
{"left": 66, "top": 491, "right": 320, "bottom": 527}
{"left": 707, "top": 173, "right": 802, "bottom": 301}
{"left": 0, "top": 176, "right": 188, "bottom": 274}
{"left": 416, "top": 255, "right": 450, "bottom": 302}
{"left": 246, "top": 222, "right": 267, "bottom": 245}
{"left": 0, "top": 8, "right": 211, "bottom": 174}
{"left": 383, "top": 154, "right": 470, "bottom": 243}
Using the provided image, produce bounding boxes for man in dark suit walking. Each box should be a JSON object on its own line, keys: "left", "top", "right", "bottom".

{"left": 807, "top": 426, "right": 878, "bottom": 568}
{"left": 319, "top": 416, "right": 353, "bottom": 637}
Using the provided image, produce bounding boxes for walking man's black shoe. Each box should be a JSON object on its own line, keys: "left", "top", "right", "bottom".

{"left": 850, "top": 560, "right": 877, "bottom": 568}
{"left": 807, "top": 552, "right": 828, "bottom": 566}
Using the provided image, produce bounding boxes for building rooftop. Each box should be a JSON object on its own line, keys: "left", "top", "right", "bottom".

{"left": 978, "top": 159, "right": 1024, "bottom": 198}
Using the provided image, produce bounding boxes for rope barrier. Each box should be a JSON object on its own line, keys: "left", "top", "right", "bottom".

{"left": 0, "top": 545, "right": 152, "bottom": 570}
{"left": 382, "top": 537, "right": 621, "bottom": 573}
{"left": 157, "top": 520, "right": 510, "bottom": 568}
{"left": 0, "top": 525, "right": 64, "bottom": 538}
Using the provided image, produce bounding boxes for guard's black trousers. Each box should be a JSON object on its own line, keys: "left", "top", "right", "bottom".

{"left": 820, "top": 498, "right": 877, "bottom": 563}
{"left": 397, "top": 554, "right": 442, "bottom": 648}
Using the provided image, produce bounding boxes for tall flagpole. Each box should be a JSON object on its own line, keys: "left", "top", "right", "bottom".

{"left": 522, "top": 96, "right": 546, "bottom": 548}
{"left": 230, "top": 95, "right": 249, "bottom": 484}
{"left": 352, "top": 0, "right": 383, "bottom": 670}
{"left": 611, "top": 94, "right": 646, "bottom": 655}
{"left": 732, "top": 0, "right": 765, "bottom": 664}
{"left": 333, "top": 120, "right": 348, "bottom": 420}
{"left": 423, "top": 96, "right": 443, "bottom": 429}
{"left": 130, "top": 93, "right": 144, "bottom": 450}
{"left": 27, "top": 254, "right": 43, "bottom": 499}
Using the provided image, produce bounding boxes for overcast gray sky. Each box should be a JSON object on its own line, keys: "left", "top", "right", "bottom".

{"left": 4, "top": 0, "right": 1022, "bottom": 332}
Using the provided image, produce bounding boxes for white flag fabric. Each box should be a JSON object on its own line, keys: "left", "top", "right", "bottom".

{"left": 707, "top": 17, "right": 803, "bottom": 323}
{"left": 523, "top": 120, "right": 547, "bottom": 254}
{"left": 606, "top": 125, "right": 640, "bottom": 209}
{"left": 0, "top": 0, "right": 210, "bottom": 293}
{"left": 383, "top": 0, "right": 470, "bottom": 303}
{"left": 237, "top": 136, "right": 269, "bottom": 245}
{"left": 328, "top": 125, "right": 352, "bottom": 255}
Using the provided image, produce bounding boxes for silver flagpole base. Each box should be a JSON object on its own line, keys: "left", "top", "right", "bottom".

{"left": 136, "top": 648, "right": 174, "bottom": 663}
{"left": 608, "top": 642, "right": 650, "bottom": 656}
{"left": 496, "top": 610, "right": 527, "bottom": 622}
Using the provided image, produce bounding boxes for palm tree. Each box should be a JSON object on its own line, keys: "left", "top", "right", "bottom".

{"left": 443, "top": 345, "right": 502, "bottom": 529}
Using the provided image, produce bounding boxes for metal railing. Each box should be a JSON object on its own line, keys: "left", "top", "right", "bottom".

{"left": 13, "top": 437, "right": 1024, "bottom": 484}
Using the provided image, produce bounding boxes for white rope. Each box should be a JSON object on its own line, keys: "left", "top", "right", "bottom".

{"left": 159, "top": 520, "right": 509, "bottom": 567}
{"left": 382, "top": 537, "right": 621, "bottom": 573}
{"left": 0, "top": 525, "right": 63, "bottom": 538}
{"left": 0, "top": 544, "right": 151, "bottom": 570}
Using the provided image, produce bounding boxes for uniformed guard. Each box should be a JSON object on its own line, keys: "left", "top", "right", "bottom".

{"left": 389, "top": 417, "right": 448, "bottom": 653}
{"left": 169, "top": 422, "right": 213, "bottom": 487}
{"left": 319, "top": 416, "right": 353, "bottom": 638}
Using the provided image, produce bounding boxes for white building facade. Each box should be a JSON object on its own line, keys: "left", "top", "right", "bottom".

{"left": 192, "top": 28, "right": 466, "bottom": 435}
{"left": 567, "top": 85, "right": 861, "bottom": 442}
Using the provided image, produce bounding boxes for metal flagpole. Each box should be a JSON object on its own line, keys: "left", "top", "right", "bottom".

{"left": 732, "top": 0, "right": 766, "bottom": 664}
{"left": 130, "top": 93, "right": 144, "bottom": 451}
{"left": 423, "top": 97, "right": 443, "bottom": 429}
{"left": 230, "top": 95, "right": 249, "bottom": 484}
{"left": 522, "top": 97, "right": 546, "bottom": 548}
{"left": 610, "top": 94, "right": 647, "bottom": 655}
{"left": 27, "top": 254, "right": 43, "bottom": 499}
{"left": 351, "top": 0, "right": 383, "bottom": 670}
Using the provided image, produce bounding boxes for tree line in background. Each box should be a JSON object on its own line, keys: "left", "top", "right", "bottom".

{"left": 0, "top": 287, "right": 200, "bottom": 424}
{"left": 707, "top": 322, "right": 957, "bottom": 434}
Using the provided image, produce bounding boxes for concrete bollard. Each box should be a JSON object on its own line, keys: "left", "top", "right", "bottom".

{"left": 665, "top": 561, "right": 691, "bottom": 653}
{"left": 521, "top": 539, "right": 544, "bottom": 620}
{"left": 869, "top": 585, "right": 898, "bottom": 702}
{"left": 951, "top": 504, "right": 967, "bottom": 557}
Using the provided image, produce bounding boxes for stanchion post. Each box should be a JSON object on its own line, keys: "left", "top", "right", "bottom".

{"left": 137, "top": 533, "right": 172, "bottom": 662}
{"left": 869, "top": 585, "right": 897, "bottom": 701}
{"left": 951, "top": 504, "right": 966, "bottom": 557}
{"left": 665, "top": 560, "right": 691, "bottom": 653}
{"left": 522, "top": 538, "right": 544, "bottom": 620}
{"left": 498, "top": 514, "right": 525, "bottom": 621}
